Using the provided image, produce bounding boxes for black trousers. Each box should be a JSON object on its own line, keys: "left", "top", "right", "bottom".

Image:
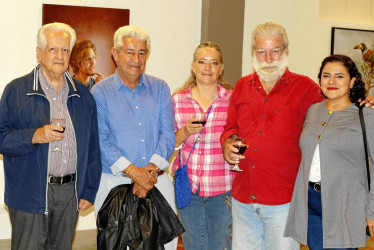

{"left": 9, "top": 182, "right": 79, "bottom": 250}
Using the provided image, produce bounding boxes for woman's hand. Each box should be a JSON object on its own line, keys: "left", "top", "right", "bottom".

{"left": 175, "top": 117, "right": 204, "bottom": 148}
{"left": 183, "top": 118, "right": 204, "bottom": 137}
{"left": 359, "top": 96, "right": 374, "bottom": 108}
{"left": 367, "top": 217, "right": 374, "bottom": 236}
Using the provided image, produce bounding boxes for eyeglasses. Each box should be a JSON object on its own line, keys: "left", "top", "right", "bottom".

{"left": 255, "top": 48, "right": 283, "bottom": 58}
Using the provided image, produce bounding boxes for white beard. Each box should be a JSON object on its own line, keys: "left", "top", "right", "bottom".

{"left": 252, "top": 54, "right": 289, "bottom": 83}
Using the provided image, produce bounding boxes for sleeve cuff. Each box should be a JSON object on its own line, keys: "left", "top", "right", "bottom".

{"left": 149, "top": 154, "right": 169, "bottom": 170}
{"left": 110, "top": 156, "right": 131, "bottom": 176}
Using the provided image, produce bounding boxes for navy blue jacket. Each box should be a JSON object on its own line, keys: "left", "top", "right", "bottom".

{"left": 0, "top": 66, "right": 102, "bottom": 214}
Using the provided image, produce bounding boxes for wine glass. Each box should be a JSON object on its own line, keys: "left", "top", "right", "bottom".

{"left": 230, "top": 137, "right": 247, "bottom": 172}
{"left": 51, "top": 118, "right": 66, "bottom": 152}
{"left": 193, "top": 112, "right": 206, "bottom": 142}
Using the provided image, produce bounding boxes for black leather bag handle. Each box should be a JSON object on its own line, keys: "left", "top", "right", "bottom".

{"left": 359, "top": 106, "right": 370, "bottom": 190}
{"left": 359, "top": 106, "right": 371, "bottom": 237}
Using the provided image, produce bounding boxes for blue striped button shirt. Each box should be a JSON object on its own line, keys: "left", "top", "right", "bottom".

{"left": 91, "top": 70, "right": 175, "bottom": 175}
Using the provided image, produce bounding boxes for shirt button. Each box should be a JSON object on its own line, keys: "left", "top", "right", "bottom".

{"left": 252, "top": 165, "right": 256, "bottom": 168}
{"left": 322, "top": 122, "right": 326, "bottom": 126}
{"left": 258, "top": 131, "right": 261, "bottom": 134}
{"left": 53, "top": 98, "right": 56, "bottom": 101}
{"left": 142, "top": 157, "right": 145, "bottom": 160}
{"left": 317, "top": 134, "right": 321, "bottom": 140}
{"left": 251, "top": 194, "right": 257, "bottom": 200}
{"left": 135, "top": 106, "right": 139, "bottom": 109}
{"left": 254, "top": 148, "right": 257, "bottom": 151}
{"left": 138, "top": 123, "right": 141, "bottom": 126}
{"left": 261, "top": 115, "right": 265, "bottom": 118}
{"left": 141, "top": 139, "right": 144, "bottom": 142}
{"left": 265, "top": 98, "right": 268, "bottom": 102}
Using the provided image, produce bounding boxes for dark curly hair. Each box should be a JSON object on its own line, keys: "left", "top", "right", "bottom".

{"left": 317, "top": 54, "right": 366, "bottom": 106}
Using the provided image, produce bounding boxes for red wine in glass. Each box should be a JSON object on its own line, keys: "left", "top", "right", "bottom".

{"left": 234, "top": 144, "right": 247, "bottom": 155}
{"left": 51, "top": 118, "right": 66, "bottom": 152}
{"left": 192, "top": 120, "right": 206, "bottom": 126}
{"left": 51, "top": 118, "right": 66, "bottom": 134}
{"left": 230, "top": 137, "right": 247, "bottom": 172}
{"left": 56, "top": 127, "right": 66, "bottom": 133}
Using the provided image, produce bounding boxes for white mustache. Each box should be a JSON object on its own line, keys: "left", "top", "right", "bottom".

{"left": 252, "top": 55, "right": 288, "bottom": 82}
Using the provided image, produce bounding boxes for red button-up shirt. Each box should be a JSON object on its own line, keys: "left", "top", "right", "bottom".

{"left": 221, "top": 69, "right": 324, "bottom": 205}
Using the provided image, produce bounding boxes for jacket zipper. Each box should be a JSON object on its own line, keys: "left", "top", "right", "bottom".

{"left": 68, "top": 93, "right": 80, "bottom": 211}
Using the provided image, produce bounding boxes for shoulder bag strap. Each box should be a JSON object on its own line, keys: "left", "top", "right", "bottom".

{"left": 179, "top": 104, "right": 214, "bottom": 167}
{"left": 359, "top": 106, "right": 371, "bottom": 190}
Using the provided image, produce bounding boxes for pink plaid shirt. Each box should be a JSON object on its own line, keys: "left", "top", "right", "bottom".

{"left": 172, "top": 85, "right": 234, "bottom": 197}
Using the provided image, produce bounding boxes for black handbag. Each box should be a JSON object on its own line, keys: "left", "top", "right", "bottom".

{"left": 359, "top": 106, "right": 371, "bottom": 237}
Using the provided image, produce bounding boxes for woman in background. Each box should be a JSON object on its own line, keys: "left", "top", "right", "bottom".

{"left": 70, "top": 39, "right": 103, "bottom": 89}
{"left": 172, "top": 42, "right": 234, "bottom": 250}
{"left": 285, "top": 54, "right": 374, "bottom": 249}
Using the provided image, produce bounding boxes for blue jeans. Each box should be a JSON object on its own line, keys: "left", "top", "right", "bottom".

{"left": 178, "top": 190, "right": 232, "bottom": 250}
{"left": 232, "top": 198, "right": 299, "bottom": 250}
{"left": 307, "top": 185, "right": 357, "bottom": 250}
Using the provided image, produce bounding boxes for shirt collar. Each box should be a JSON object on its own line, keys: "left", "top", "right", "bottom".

{"left": 252, "top": 68, "right": 291, "bottom": 86}
{"left": 185, "top": 84, "right": 229, "bottom": 100}
{"left": 39, "top": 67, "right": 68, "bottom": 94}
{"left": 114, "top": 69, "right": 148, "bottom": 91}
{"left": 31, "top": 65, "right": 78, "bottom": 96}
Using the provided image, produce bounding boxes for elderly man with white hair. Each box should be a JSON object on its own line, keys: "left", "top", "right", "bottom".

{"left": 92, "top": 25, "right": 177, "bottom": 249}
{"left": 0, "top": 22, "right": 102, "bottom": 250}
{"left": 221, "top": 22, "right": 324, "bottom": 250}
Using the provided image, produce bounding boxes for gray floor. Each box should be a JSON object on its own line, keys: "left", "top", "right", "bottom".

{"left": 0, "top": 229, "right": 97, "bottom": 250}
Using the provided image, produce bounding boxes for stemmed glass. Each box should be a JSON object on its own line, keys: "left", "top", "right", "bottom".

{"left": 51, "top": 118, "right": 66, "bottom": 152}
{"left": 230, "top": 137, "right": 247, "bottom": 172}
{"left": 192, "top": 112, "right": 206, "bottom": 142}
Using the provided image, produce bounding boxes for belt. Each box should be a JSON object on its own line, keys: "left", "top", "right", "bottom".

{"left": 48, "top": 173, "right": 76, "bottom": 185}
{"left": 309, "top": 181, "right": 321, "bottom": 192}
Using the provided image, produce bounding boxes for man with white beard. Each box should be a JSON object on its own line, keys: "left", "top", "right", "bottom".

{"left": 221, "top": 22, "right": 324, "bottom": 249}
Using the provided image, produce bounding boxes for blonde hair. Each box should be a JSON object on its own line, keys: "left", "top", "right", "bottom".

{"left": 177, "top": 42, "right": 232, "bottom": 92}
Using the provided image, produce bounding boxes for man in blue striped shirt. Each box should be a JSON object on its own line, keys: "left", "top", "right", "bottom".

{"left": 91, "top": 25, "right": 177, "bottom": 249}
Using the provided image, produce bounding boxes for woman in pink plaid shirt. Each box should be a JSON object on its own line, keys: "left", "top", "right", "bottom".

{"left": 172, "top": 42, "right": 234, "bottom": 250}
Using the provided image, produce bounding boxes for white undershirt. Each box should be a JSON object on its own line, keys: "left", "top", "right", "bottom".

{"left": 309, "top": 144, "right": 321, "bottom": 182}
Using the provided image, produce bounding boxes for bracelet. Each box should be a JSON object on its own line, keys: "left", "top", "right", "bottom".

{"left": 125, "top": 164, "right": 135, "bottom": 175}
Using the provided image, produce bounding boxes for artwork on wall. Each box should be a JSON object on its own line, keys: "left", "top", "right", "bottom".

{"left": 331, "top": 27, "right": 374, "bottom": 96}
{"left": 42, "top": 4, "right": 130, "bottom": 78}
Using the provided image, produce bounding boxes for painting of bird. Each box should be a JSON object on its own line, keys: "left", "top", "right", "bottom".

{"left": 354, "top": 43, "right": 374, "bottom": 70}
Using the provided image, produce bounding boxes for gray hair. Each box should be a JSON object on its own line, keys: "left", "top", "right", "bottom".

{"left": 113, "top": 25, "right": 151, "bottom": 53}
{"left": 251, "top": 22, "right": 289, "bottom": 56}
{"left": 37, "top": 22, "right": 76, "bottom": 50}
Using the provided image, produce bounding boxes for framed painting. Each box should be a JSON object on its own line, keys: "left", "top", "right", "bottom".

{"left": 42, "top": 4, "right": 130, "bottom": 77}
{"left": 331, "top": 27, "right": 374, "bottom": 96}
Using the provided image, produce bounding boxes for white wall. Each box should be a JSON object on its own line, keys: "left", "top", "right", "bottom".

{"left": 0, "top": 0, "right": 201, "bottom": 240}
{"left": 242, "top": 0, "right": 374, "bottom": 83}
